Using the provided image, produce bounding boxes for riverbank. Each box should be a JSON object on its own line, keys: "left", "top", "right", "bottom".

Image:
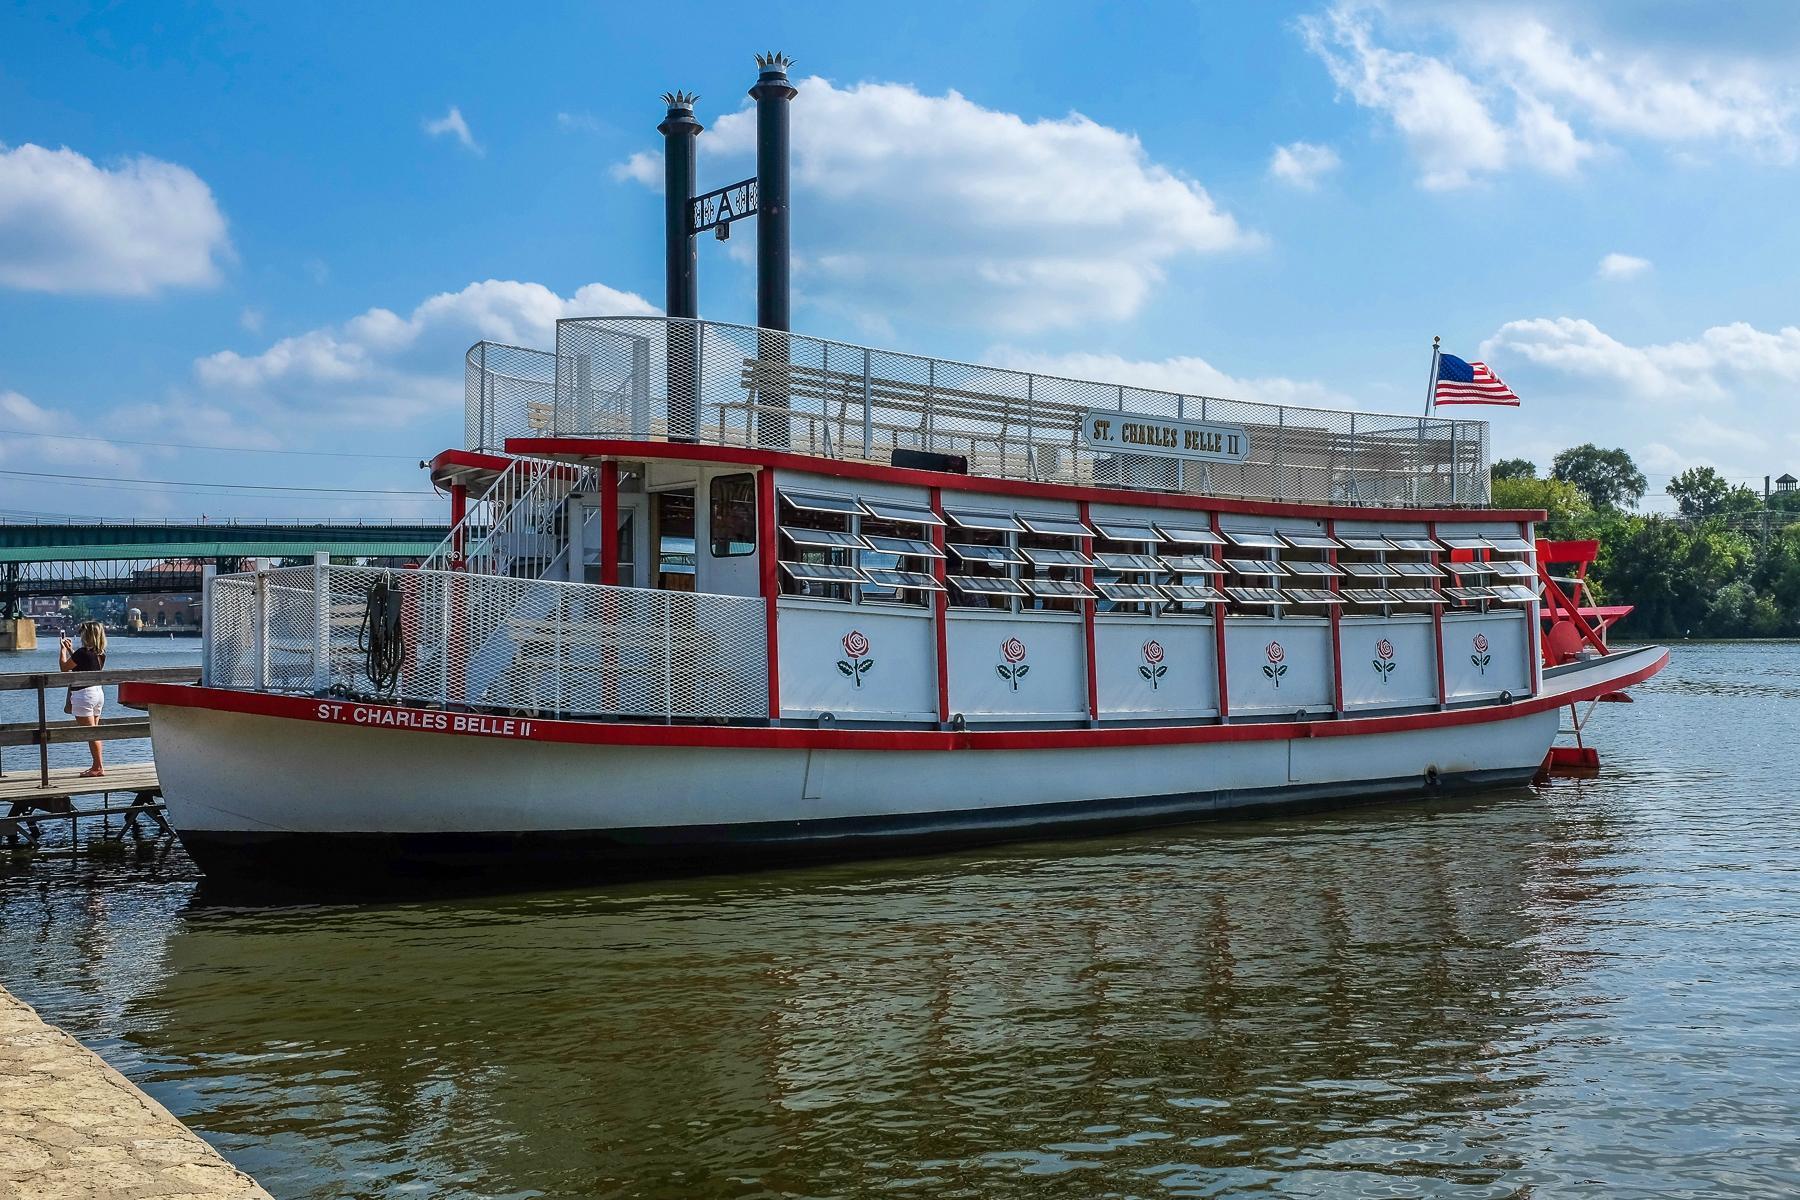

{"left": 0, "top": 985, "right": 269, "bottom": 1199}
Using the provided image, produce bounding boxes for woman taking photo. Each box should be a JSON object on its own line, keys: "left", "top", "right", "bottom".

{"left": 60, "top": 620, "right": 107, "bottom": 778}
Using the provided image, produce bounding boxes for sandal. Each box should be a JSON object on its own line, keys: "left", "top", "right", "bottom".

{"left": 78, "top": 768, "right": 105, "bottom": 778}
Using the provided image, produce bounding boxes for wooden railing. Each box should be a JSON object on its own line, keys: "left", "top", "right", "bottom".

{"left": 0, "top": 666, "right": 200, "bottom": 787}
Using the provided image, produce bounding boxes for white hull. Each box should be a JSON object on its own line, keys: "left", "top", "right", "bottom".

{"left": 134, "top": 646, "right": 1665, "bottom": 889}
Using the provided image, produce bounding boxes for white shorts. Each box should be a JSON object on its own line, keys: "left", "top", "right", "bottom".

{"left": 69, "top": 686, "right": 104, "bottom": 718}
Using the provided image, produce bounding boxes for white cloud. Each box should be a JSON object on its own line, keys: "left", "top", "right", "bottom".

{"left": 423, "top": 106, "right": 483, "bottom": 156}
{"left": 556, "top": 111, "right": 604, "bottom": 134}
{"left": 195, "top": 278, "right": 657, "bottom": 426}
{"left": 610, "top": 151, "right": 659, "bottom": 185}
{"left": 0, "top": 142, "right": 231, "bottom": 295}
{"left": 1596, "top": 252, "right": 1651, "bottom": 280}
{"left": 1301, "top": 2, "right": 1797, "bottom": 187}
{"left": 1301, "top": 4, "right": 1592, "bottom": 188}
{"left": 620, "top": 76, "right": 1258, "bottom": 332}
{"left": 980, "top": 348, "right": 1355, "bottom": 413}
{"left": 1482, "top": 315, "right": 1800, "bottom": 401}
{"left": 1268, "top": 141, "right": 1343, "bottom": 188}
{"left": 0, "top": 389, "right": 137, "bottom": 470}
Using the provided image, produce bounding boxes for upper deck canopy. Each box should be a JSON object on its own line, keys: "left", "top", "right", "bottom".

{"left": 464, "top": 316, "right": 1491, "bottom": 508}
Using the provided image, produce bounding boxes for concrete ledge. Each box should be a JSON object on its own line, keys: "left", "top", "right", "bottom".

{"left": 0, "top": 985, "right": 271, "bottom": 1199}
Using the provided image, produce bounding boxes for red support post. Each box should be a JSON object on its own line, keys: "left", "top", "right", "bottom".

{"left": 1427, "top": 520, "right": 1448, "bottom": 708}
{"left": 931, "top": 488, "right": 951, "bottom": 725}
{"left": 448, "top": 483, "right": 467, "bottom": 569}
{"left": 1079, "top": 501, "right": 1099, "bottom": 722}
{"left": 1210, "top": 511, "right": 1230, "bottom": 722}
{"left": 1326, "top": 518, "right": 1344, "bottom": 714}
{"left": 756, "top": 469, "right": 782, "bottom": 721}
{"left": 598, "top": 461, "right": 619, "bottom": 586}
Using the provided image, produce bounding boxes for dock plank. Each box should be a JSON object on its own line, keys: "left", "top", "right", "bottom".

{"left": 0, "top": 763, "right": 160, "bottom": 809}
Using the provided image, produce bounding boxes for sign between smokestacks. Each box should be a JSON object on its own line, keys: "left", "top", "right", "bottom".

{"left": 1081, "top": 411, "right": 1251, "bottom": 463}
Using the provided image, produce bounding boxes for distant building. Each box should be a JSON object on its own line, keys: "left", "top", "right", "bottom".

{"left": 126, "top": 560, "right": 202, "bottom": 631}
{"left": 1778, "top": 473, "right": 1797, "bottom": 494}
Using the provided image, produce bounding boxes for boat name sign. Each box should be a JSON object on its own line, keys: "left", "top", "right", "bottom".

{"left": 1081, "top": 411, "right": 1250, "bottom": 463}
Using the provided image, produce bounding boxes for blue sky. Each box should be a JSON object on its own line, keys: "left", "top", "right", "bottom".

{"left": 3, "top": 0, "right": 1797, "bottom": 520}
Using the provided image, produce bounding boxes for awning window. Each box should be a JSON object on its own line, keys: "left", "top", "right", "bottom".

{"left": 860, "top": 498, "right": 944, "bottom": 526}
{"left": 1337, "top": 536, "right": 1397, "bottom": 553}
{"left": 1283, "top": 588, "right": 1344, "bottom": 605}
{"left": 1341, "top": 562, "right": 1401, "bottom": 578}
{"left": 1282, "top": 561, "right": 1344, "bottom": 578}
{"left": 944, "top": 508, "right": 1023, "bottom": 532}
{"left": 1390, "top": 587, "right": 1444, "bottom": 604}
{"left": 950, "top": 543, "right": 1024, "bottom": 565}
{"left": 1225, "top": 558, "right": 1288, "bottom": 576}
{"left": 1224, "top": 587, "right": 1287, "bottom": 605}
{"left": 1098, "top": 581, "right": 1164, "bottom": 603}
{"left": 1094, "top": 552, "right": 1163, "bottom": 574}
{"left": 1280, "top": 533, "right": 1341, "bottom": 551}
{"left": 781, "top": 527, "right": 869, "bottom": 550}
{"left": 948, "top": 575, "right": 1028, "bottom": 597}
{"left": 1155, "top": 524, "right": 1224, "bottom": 545}
{"left": 1438, "top": 536, "right": 1497, "bottom": 552}
{"left": 863, "top": 568, "right": 945, "bottom": 592}
{"left": 1222, "top": 530, "right": 1287, "bottom": 550}
{"left": 1092, "top": 520, "right": 1163, "bottom": 542}
{"left": 780, "top": 561, "right": 867, "bottom": 584}
{"left": 1484, "top": 536, "right": 1536, "bottom": 554}
{"left": 865, "top": 534, "right": 943, "bottom": 560}
{"left": 1389, "top": 562, "right": 1442, "bottom": 577}
{"left": 1021, "top": 547, "right": 1095, "bottom": 569}
{"left": 1160, "top": 554, "right": 1225, "bottom": 574}
{"left": 1159, "top": 584, "right": 1227, "bottom": 604}
{"left": 1386, "top": 537, "right": 1441, "bottom": 554}
{"left": 1489, "top": 584, "right": 1541, "bottom": 603}
{"left": 1023, "top": 578, "right": 1096, "bottom": 599}
{"left": 1016, "top": 513, "right": 1095, "bottom": 539}
{"left": 778, "top": 489, "right": 861, "bottom": 515}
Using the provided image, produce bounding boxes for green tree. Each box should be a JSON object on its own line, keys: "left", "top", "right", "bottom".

{"left": 1491, "top": 476, "right": 1592, "bottom": 541}
{"left": 1491, "top": 457, "right": 1537, "bottom": 481}
{"left": 1552, "top": 444, "right": 1647, "bottom": 511}
{"left": 1666, "top": 466, "right": 1730, "bottom": 517}
{"left": 1705, "top": 580, "right": 1783, "bottom": 637}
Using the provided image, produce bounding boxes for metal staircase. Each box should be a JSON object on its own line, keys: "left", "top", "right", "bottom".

{"left": 422, "top": 457, "right": 597, "bottom": 580}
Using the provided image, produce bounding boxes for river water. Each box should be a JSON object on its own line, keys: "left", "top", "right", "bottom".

{"left": 1, "top": 640, "right": 1795, "bottom": 1198}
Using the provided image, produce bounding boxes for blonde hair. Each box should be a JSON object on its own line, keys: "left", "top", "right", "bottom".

{"left": 79, "top": 621, "right": 106, "bottom": 657}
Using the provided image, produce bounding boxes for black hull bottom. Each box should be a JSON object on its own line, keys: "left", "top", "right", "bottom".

{"left": 179, "top": 766, "right": 1536, "bottom": 901}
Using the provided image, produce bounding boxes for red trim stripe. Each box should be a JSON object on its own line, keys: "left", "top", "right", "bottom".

{"left": 120, "top": 647, "right": 1667, "bottom": 754}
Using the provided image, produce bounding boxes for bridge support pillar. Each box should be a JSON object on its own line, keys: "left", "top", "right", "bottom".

{"left": 0, "top": 617, "right": 36, "bottom": 652}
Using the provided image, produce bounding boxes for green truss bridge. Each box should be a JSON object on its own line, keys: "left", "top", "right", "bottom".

{"left": 0, "top": 519, "right": 449, "bottom": 611}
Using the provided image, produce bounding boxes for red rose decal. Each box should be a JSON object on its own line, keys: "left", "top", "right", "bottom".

{"left": 997, "top": 636, "right": 1030, "bottom": 689}
{"left": 1001, "top": 636, "right": 1028, "bottom": 664}
{"left": 836, "top": 630, "right": 874, "bottom": 688}
{"left": 1471, "top": 632, "right": 1491, "bottom": 675}
{"left": 1372, "top": 638, "right": 1397, "bottom": 684}
{"left": 1262, "top": 640, "right": 1287, "bottom": 687}
{"left": 1473, "top": 633, "right": 1489, "bottom": 653}
{"left": 1139, "top": 639, "right": 1168, "bottom": 689}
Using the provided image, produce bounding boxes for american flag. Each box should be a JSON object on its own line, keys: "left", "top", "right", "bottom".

{"left": 1434, "top": 353, "right": 1519, "bottom": 406}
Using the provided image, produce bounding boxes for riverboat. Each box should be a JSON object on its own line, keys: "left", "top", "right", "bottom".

{"left": 120, "top": 313, "right": 1666, "bottom": 888}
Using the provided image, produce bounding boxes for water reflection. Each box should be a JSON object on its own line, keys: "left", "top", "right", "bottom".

{"left": 68, "top": 790, "right": 1585, "bottom": 1198}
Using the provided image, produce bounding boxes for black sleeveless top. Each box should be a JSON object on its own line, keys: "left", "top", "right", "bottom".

{"left": 72, "top": 646, "right": 104, "bottom": 672}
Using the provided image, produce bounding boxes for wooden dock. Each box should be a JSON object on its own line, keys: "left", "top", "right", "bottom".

{"left": 1, "top": 666, "right": 197, "bottom": 844}
{"left": 0, "top": 985, "right": 272, "bottom": 1198}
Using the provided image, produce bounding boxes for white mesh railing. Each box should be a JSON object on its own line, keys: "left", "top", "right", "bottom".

{"left": 203, "top": 564, "right": 768, "bottom": 721}
{"left": 462, "top": 316, "right": 1491, "bottom": 507}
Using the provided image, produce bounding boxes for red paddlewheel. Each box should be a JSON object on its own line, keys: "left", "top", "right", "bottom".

{"left": 1545, "top": 619, "right": 1588, "bottom": 665}
{"left": 1538, "top": 745, "right": 1601, "bottom": 781}
{"left": 1597, "top": 691, "right": 1633, "bottom": 703}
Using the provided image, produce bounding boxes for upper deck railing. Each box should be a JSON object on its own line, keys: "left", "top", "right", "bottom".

{"left": 465, "top": 316, "right": 1490, "bottom": 508}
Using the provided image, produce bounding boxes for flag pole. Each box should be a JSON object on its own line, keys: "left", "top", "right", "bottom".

{"left": 1423, "top": 334, "right": 1441, "bottom": 416}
